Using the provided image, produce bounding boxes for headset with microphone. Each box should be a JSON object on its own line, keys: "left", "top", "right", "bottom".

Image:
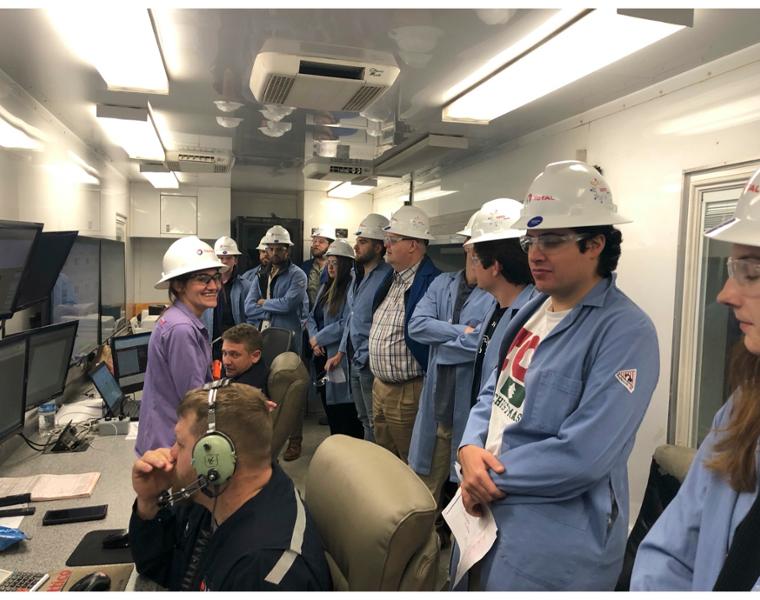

{"left": 157, "top": 379, "right": 238, "bottom": 508}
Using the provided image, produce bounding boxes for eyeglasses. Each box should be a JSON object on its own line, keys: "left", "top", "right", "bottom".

{"left": 519, "top": 233, "right": 590, "bottom": 254}
{"left": 189, "top": 272, "right": 222, "bottom": 286}
{"left": 727, "top": 257, "right": 760, "bottom": 296}
{"left": 326, "top": 258, "right": 339, "bottom": 267}
{"left": 384, "top": 235, "right": 415, "bottom": 245}
{"left": 267, "top": 246, "right": 288, "bottom": 254}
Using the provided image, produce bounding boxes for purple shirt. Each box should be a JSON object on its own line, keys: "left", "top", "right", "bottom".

{"left": 135, "top": 301, "right": 212, "bottom": 455}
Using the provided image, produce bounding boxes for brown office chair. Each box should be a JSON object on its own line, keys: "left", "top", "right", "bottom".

{"left": 304, "top": 435, "right": 440, "bottom": 591}
{"left": 266, "top": 351, "right": 308, "bottom": 460}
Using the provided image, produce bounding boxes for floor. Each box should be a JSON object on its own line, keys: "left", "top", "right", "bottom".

{"left": 277, "top": 407, "right": 453, "bottom": 591}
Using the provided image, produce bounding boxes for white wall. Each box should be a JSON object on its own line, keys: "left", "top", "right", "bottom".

{"left": 302, "top": 190, "right": 373, "bottom": 262}
{"left": 0, "top": 67, "right": 130, "bottom": 333}
{"left": 420, "top": 42, "right": 760, "bottom": 521}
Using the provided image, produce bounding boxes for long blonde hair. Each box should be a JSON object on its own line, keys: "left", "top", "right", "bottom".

{"left": 706, "top": 342, "right": 760, "bottom": 492}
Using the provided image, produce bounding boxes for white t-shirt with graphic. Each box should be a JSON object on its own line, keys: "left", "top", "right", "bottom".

{"left": 485, "top": 298, "right": 570, "bottom": 455}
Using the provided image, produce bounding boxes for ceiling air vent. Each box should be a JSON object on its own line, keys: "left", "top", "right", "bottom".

{"left": 165, "top": 150, "right": 235, "bottom": 174}
{"left": 262, "top": 75, "right": 296, "bottom": 105}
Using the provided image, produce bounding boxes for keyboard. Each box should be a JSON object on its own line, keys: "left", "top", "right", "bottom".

{"left": 0, "top": 569, "right": 49, "bottom": 592}
{"left": 122, "top": 399, "right": 141, "bottom": 420}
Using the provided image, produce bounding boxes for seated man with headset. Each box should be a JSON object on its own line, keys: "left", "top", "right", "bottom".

{"left": 128, "top": 381, "right": 332, "bottom": 591}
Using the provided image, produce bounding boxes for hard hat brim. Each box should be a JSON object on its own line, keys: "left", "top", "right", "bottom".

{"left": 154, "top": 259, "right": 230, "bottom": 289}
{"left": 382, "top": 224, "right": 436, "bottom": 241}
{"left": 512, "top": 213, "right": 632, "bottom": 229}
{"left": 354, "top": 229, "right": 385, "bottom": 240}
{"left": 465, "top": 228, "right": 526, "bottom": 245}
{"left": 705, "top": 217, "right": 758, "bottom": 246}
{"left": 456, "top": 227, "right": 471, "bottom": 236}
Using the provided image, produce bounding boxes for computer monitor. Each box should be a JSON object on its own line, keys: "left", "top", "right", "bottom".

{"left": 13, "top": 230, "right": 77, "bottom": 313}
{"left": 0, "top": 335, "right": 28, "bottom": 445}
{"left": 0, "top": 219, "right": 43, "bottom": 319}
{"left": 89, "top": 361, "right": 124, "bottom": 418}
{"left": 24, "top": 320, "right": 79, "bottom": 410}
{"left": 99, "top": 239, "right": 126, "bottom": 342}
{"left": 50, "top": 235, "right": 100, "bottom": 361}
{"left": 111, "top": 332, "right": 151, "bottom": 393}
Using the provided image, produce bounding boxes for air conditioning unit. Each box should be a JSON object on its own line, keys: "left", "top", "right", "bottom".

{"left": 250, "top": 39, "right": 400, "bottom": 112}
{"left": 165, "top": 150, "right": 234, "bottom": 174}
{"left": 303, "top": 157, "right": 373, "bottom": 182}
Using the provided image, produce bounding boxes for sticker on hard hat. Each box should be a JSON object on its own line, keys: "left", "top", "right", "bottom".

{"left": 527, "top": 216, "right": 543, "bottom": 227}
{"left": 196, "top": 249, "right": 203, "bottom": 255}
{"left": 528, "top": 194, "right": 555, "bottom": 202}
{"left": 222, "top": 251, "right": 229, "bottom": 255}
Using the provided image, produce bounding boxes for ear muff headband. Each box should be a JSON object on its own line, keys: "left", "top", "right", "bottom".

{"left": 191, "top": 379, "right": 237, "bottom": 487}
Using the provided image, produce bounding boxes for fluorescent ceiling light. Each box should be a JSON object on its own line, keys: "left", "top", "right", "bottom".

{"left": 407, "top": 186, "right": 457, "bottom": 203}
{"left": 96, "top": 104, "right": 165, "bottom": 161}
{"left": 443, "top": 10, "right": 684, "bottom": 124}
{"left": 43, "top": 162, "right": 99, "bottom": 186}
{"left": 0, "top": 116, "right": 43, "bottom": 151}
{"left": 47, "top": 8, "right": 169, "bottom": 94}
{"left": 142, "top": 171, "right": 179, "bottom": 189}
{"left": 328, "top": 181, "right": 376, "bottom": 199}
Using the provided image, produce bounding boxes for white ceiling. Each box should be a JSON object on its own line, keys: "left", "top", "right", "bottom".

{"left": 0, "top": 8, "right": 759, "bottom": 193}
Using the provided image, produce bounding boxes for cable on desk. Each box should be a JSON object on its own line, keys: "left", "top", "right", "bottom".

{"left": 17, "top": 432, "right": 51, "bottom": 453}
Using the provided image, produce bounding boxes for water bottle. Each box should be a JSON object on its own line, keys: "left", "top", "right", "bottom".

{"left": 38, "top": 401, "right": 56, "bottom": 433}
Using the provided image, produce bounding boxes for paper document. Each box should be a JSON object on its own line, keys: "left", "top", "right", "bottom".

{"left": 443, "top": 487, "right": 498, "bottom": 588}
{"left": 0, "top": 472, "right": 100, "bottom": 501}
{"left": 126, "top": 422, "right": 139, "bottom": 441}
{"left": 0, "top": 503, "right": 27, "bottom": 529}
{"left": 326, "top": 366, "right": 346, "bottom": 384}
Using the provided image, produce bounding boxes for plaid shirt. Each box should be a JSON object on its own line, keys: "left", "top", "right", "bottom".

{"left": 369, "top": 262, "right": 423, "bottom": 383}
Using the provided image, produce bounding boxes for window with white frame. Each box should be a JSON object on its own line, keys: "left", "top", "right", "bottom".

{"left": 673, "top": 162, "right": 759, "bottom": 448}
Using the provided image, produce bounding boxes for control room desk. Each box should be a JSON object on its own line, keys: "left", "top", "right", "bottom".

{"left": 0, "top": 428, "right": 159, "bottom": 590}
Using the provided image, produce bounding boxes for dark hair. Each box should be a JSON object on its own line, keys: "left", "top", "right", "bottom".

{"left": 474, "top": 238, "right": 533, "bottom": 286}
{"left": 168, "top": 272, "right": 193, "bottom": 304}
{"left": 374, "top": 239, "right": 387, "bottom": 258}
{"left": 222, "top": 323, "right": 263, "bottom": 354}
{"left": 572, "top": 225, "right": 622, "bottom": 278}
{"left": 326, "top": 255, "right": 353, "bottom": 316}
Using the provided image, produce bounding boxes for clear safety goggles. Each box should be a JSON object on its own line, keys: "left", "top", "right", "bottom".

{"left": 519, "top": 233, "right": 590, "bottom": 254}
{"left": 727, "top": 257, "right": 760, "bottom": 296}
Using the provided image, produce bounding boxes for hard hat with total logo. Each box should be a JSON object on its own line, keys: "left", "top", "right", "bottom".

{"left": 312, "top": 224, "right": 336, "bottom": 241}
{"left": 383, "top": 205, "right": 435, "bottom": 241}
{"left": 256, "top": 236, "right": 268, "bottom": 251}
{"left": 513, "top": 160, "right": 631, "bottom": 229}
{"left": 214, "top": 236, "right": 241, "bottom": 256}
{"left": 263, "top": 225, "right": 294, "bottom": 246}
{"left": 355, "top": 213, "right": 390, "bottom": 240}
{"left": 465, "top": 198, "right": 525, "bottom": 245}
{"left": 457, "top": 210, "right": 480, "bottom": 237}
{"left": 155, "top": 236, "right": 228, "bottom": 289}
{"left": 706, "top": 166, "right": 760, "bottom": 246}
{"left": 325, "top": 239, "right": 355, "bottom": 259}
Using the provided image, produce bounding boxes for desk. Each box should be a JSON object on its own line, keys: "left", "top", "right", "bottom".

{"left": 0, "top": 400, "right": 160, "bottom": 590}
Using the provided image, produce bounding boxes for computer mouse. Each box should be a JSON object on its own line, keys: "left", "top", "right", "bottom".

{"left": 69, "top": 572, "right": 111, "bottom": 592}
{"left": 102, "top": 530, "right": 130, "bottom": 549}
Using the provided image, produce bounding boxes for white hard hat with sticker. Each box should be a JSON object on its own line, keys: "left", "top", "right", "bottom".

{"left": 155, "top": 236, "right": 228, "bottom": 289}
{"left": 513, "top": 160, "right": 631, "bottom": 229}
{"left": 383, "top": 205, "right": 435, "bottom": 240}
{"left": 465, "top": 198, "right": 525, "bottom": 245}
{"left": 705, "top": 166, "right": 760, "bottom": 247}
{"left": 214, "top": 236, "right": 241, "bottom": 256}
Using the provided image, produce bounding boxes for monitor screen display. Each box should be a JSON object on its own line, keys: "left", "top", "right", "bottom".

{"left": 89, "top": 362, "right": 123, "bottom": 416}
{"left": 14, "top": 231, "right": 77, "bottom": 313}
{"left": 99, "top": 239, "right": 126, "bottom": 342}
{"left": 0, "top": 335, "right": 28, "bottom": 444}
{"left": 25, "top": 320, "right": 79, "bottom": 409}
{"left": 112, "top": 332, "right": 150, "bottom": 393}
{"left": 0, "top": 220, "right": 43, "bottom": 319}
{"left": 51, "top": 235, "right": 100, "bottom": 361}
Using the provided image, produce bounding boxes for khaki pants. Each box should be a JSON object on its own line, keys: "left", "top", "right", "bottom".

{"left": 418, "top": 422, "right": 453, "bottom": 506}
{"left": 372, "top": 376, "right": 424, "bottom": 463}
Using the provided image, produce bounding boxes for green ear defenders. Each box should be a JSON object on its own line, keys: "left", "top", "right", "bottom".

{"left": 191, "top": 378, "right": 237, "bottom": 492}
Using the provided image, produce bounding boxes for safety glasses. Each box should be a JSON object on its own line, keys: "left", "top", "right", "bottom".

{"left": 384, "top": 235, "right": 415, "bottom": 245}
{"left": 189, "top": 272, "right": 222, "bottom": 286}
{"left": 519, "top": 233, "right": 590, "bottom": 254}
{"left": 727, "top": 257, "right": 760, "bottom": 296}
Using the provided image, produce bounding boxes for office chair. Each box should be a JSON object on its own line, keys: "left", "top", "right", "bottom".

{"left": 616, "top": 443, "right": 697, "bottom": 590}
{"left": 266, "top": 351, "right": 308, "bottom": 459}
{"left": 305, "top": 435, "right": 440, "bottom": 591}
{"left": 261, "top": 327, "right": 293, "bottom": 369}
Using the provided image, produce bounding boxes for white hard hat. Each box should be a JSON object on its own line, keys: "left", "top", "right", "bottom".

{"left": 214, "top": 236, "right": 241, "bottom": 256}
{"left": 256, "top": 236, "right": 268, "bottom": 251}
{"left": 384, "top": 205, "right": 435, "bottom": 241}
{"left": 325, "top": 239, "right": 355, "bottom": 259}
{"left": 513, "top": 160, "right": 631, "bottom": 229}
{"left": 706, "top": 167, "right": 760, "bottom": 246}
{"left": 466, "top": 198, "right": 525, "bottom": 245}
{"left": 355, "top": 213, "right": 390, "bottom": 240}
{"left": 263, "top": 225, "right": 294, "bottom": 246}
{"left": 312, "top": 224, "right": 336, "bottom": 241}
{"left": 457, "top": 210, "right": 480, "bottom": 237}
{"left": 155, "top": 236, "right": 228, "bottom": 289}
